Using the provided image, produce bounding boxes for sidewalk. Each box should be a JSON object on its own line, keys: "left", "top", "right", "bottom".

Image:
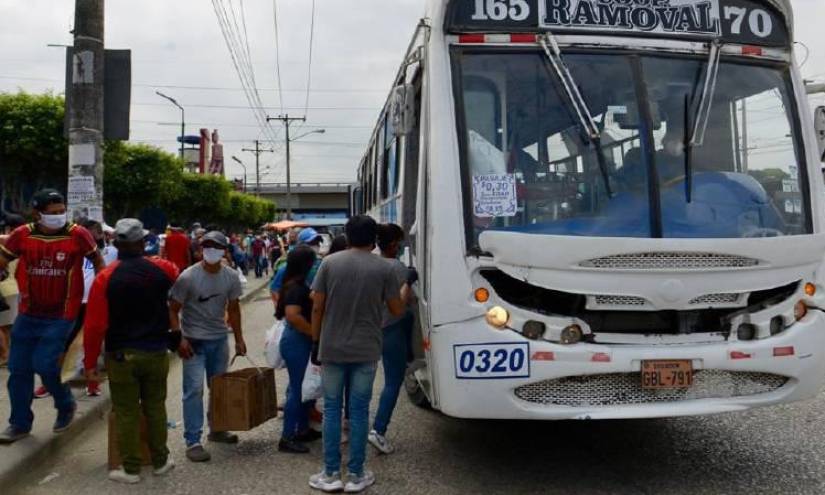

{"left": 0, "top": 274, "right": 271, "bottom": 490}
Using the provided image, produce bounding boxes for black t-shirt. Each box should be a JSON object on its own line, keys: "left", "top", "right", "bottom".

{"left": 283, "top": 283, "right": 312, "bottom": 322}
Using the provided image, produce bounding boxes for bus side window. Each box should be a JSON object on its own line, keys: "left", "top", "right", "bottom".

{"left": 403, "top": 78, "right": 423, "bottom": 243}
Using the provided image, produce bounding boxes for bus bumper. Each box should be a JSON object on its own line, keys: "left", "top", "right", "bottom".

{"left": 428, "top": 310, "right": 825, "bottom": 420}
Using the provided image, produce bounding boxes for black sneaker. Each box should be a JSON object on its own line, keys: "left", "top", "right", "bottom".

{"left": 0, "top": 425, "right": 30, "bottom": 444}
{"left": 294, "top": 429, "right": 322, "bottom": 442}
{"left": 208, "top": 431, "right": 239, "bottom": 444}
{"left": 53, "top": 403, "right": 77, "bottom": 433}
{"left": 278, "top": 438, "right": 310, "bottom": 454}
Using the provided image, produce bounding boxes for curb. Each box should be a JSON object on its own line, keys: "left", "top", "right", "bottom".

{"left": 0, "top": 278, "right": 271, "bottom": 492}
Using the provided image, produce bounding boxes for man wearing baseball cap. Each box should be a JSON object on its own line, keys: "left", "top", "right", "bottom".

{"left": 0, "top": 189, "right": 103, "bottom": 443}
{"left": 83, "top": 219, "right": 180, "bottom": 483}
{"left": 169, "top": 231, "right": 247, "bottom": 462}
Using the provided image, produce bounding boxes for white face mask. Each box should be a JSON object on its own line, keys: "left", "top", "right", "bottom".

{"left": 39, "top": 213, "right": 67, "bottom": 230}
{"left": 203, "top": 247, "right": 225, "bottom": 265}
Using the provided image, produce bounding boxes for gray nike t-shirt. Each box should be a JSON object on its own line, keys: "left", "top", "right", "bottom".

{"left": 311, "top": 249, "right": 401, "bottom": 363}
{"left": 170, "top": 263, "right": 243, "bottom": 340}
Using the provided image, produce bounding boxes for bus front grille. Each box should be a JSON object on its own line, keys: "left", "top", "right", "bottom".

{"left": 580, "top": 253, "right": 760, "bottom": 270}
{"left": 513, "top": 371, "right": 788, "bottom": 407}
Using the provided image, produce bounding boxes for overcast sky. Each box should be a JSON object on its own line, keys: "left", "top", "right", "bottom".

{"left": 0, "top": 0, "right": 824, "bottom": 185}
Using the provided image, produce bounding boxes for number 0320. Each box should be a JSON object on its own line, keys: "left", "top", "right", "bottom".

{"left": 472, "top": 0, "right": 530, "bottom": 22}
{"left": 454, "top": 342, "right": 530, "bottom": 379}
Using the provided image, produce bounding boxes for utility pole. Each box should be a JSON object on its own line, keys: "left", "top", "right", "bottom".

{"left": 267, "top": 114, "right": 305, "bottom": 219}
{"left": 241, "top": 140, "right": 273, "bottom": 196}
{"left": 68, "top": 0, "right": 105, "bottom": 223}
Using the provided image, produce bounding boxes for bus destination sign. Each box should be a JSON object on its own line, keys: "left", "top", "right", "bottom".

{"left": 446, "top": 0, "right": 789, "bottom": 47}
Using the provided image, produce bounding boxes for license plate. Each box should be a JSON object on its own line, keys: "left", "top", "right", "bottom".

{"left": 641, "top": 360, "right": 693, "bottom": 390}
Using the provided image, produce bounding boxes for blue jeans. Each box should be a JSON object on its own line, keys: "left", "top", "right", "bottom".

{"left": 373, "top": 313, "right": 413, "bottom": 435}
{"left": 7, "top": 314, "right": 76, "bottom": 432}
{"left": 322, "top": 362, "right": 377, "bottom": 476}
{"left": 182, "top": 337, "right": 229, "bottom": 447}
{"left": 280, "top": 325, "right": 312, "bottom": 440}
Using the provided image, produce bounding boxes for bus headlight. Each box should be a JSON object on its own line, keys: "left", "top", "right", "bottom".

{"left": 522, "top": 321, "right": 546, "bottom": 340}
{"left": 485, "top": 306, "right": 509, "bottom": 329}
{"left": 560, "top": 325, "right": 583, "bottom": 345}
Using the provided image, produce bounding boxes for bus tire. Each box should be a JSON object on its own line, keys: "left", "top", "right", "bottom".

{"left": 405, "top": 367, "right": 431, "bottom": 409}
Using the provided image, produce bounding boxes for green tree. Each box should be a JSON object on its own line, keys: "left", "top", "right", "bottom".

{"left": 103, "top": 141, "right": 184, "bottom": 219}
{"left": 0, "top": 91, "right": 67, "bottom": 212}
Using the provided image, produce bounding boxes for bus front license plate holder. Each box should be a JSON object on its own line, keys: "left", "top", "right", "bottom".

{"left": 641, "top": 360, "right": 693, "bottom": 390}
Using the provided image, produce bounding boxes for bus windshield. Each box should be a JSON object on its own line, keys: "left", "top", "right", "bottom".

{"left": 453, "top": 49, "right": 810, "bottom": 248}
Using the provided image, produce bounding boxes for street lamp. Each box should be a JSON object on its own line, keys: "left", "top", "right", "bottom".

{"left": 155, "top": 91, "right": 185, "bottom": 161}
{"left": 232, "top": 156, "right": 247, "bottom": 192}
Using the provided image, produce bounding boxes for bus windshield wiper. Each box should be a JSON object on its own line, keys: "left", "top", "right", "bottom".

{"left": 683, "top": 40, "right": 723, "bottom": 203}
{"left": 539, "top": 33, "right": 613, "bottom": 198}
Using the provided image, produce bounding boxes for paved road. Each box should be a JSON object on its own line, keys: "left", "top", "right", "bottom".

{"left": 11, "top": 293, "right": 825, "bottom": 494}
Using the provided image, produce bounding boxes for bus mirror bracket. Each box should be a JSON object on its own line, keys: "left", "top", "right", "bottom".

{"left": 813, "top": 106, "right": 825, "bottom": 162}
{"left": 391, "top": 84, "right": 416, "bottom": 137}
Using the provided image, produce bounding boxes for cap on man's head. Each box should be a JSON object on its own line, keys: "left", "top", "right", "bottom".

{"left": 297, "top": 227, "right": 322, "bottom": 246}
{"left": 201, "top": 231, "right": 229, "bottom": 248}
{"left": 115, "top": 218, "right": 149, "bottom": 243}
{"left": 31, "top": 189, "right": 65, "bottom": 212}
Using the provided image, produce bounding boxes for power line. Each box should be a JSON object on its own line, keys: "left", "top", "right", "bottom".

{"left": 132, "top": 119, "right": 373, "bottom": 129}
{"left": 212, "top": 0, "right": 272, "bottom": 142}
{"left": 272, "top": 0, "right": 284, "bottom": 113}
{"left": 212, "top": 0, "right": 281, "bottom": 146}
{"left": 134, "top": 102, "right": 377, "bottom": 110}
{"left": 303, "top": 0, "right": 316, "bottom": 118}
{"left": 0, "top": 74, "right": 386, "bottom": 93}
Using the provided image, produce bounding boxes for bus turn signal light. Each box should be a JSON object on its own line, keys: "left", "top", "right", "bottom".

{"left": 805, "top": 283, "right": 816, "bottom": 297}
{"left": 474, "top": 288, "right": 490, "bottom": 303}
{"left": 485, "top": 306, "right": 509, "bottom": 329}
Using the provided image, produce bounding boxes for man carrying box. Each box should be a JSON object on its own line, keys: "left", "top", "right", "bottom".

{"left": 83, "top": 219, "right": 181, "bottom": 484}
{"left": 169, "top": 231, "right": 247, "bottom": 463}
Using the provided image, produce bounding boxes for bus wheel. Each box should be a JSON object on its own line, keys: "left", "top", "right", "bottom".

{"left": 405, "top": 367, "right": 431, "bottom": 409}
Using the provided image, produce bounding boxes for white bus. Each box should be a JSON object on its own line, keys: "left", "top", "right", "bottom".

{"left": 355, "top": 0, "right": 825, "bottom": 420}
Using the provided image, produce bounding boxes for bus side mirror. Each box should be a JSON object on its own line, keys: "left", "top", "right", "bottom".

{"left": 391, "top": 84, "right": 416, "bottom": 137}
{"left": 814, "top": 106, "right": 825, "bottom": 162}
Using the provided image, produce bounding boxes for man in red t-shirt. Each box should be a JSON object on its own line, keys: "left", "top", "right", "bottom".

{"left": 161, "top": 223, "right": 192, "bottom": 273}
{"left": 0, "top": 189, "right": 103, "bottom": 444}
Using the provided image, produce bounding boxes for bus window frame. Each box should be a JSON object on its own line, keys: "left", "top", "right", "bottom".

{"left": 450, "top": 44, "right": 814, "bottom": 255}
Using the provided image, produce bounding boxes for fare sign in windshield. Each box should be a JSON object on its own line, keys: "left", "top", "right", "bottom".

{"left": 446, "top": 0, "right": 789, "bottom": 47}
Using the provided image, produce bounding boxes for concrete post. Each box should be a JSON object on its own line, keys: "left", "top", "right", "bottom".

{"left": 68, "top": 0, "right": 105, "bottom": 223}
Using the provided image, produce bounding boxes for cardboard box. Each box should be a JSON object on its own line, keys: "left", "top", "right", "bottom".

{"left": 107, "top": 411, "right": 153, "bottom": 470}
{"left": 210, "top": 366, "right": 277, "bottom": 432}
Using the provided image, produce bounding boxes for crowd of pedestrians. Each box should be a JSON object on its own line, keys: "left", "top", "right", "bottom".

{"left": 0, "top": 189, "right": 418, "bottom": 493}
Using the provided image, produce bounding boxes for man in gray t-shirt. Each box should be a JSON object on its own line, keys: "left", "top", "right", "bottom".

{"left": 308, "top": 215, "right": 404, "bottom": 492}
{"left": 170, "top": 262, "right": 242, "bottom": 340}
{"left": 169, "top": 231, "right": 247, "bottom": 462}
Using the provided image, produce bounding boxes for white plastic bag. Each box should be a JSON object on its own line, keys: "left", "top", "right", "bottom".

{"left": 302, "top": 363, "right": 323, "bottom": 402}
{"left": 236, "top": 266, "right": 248, "bottom": 286}
{"left": 264, "top": 321, "right": 286, "bottom": 369}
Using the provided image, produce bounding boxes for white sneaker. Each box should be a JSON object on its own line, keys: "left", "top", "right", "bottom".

{"left": 309, "top": 470, "right": 344, "bottom": 492}
{"left": 108, "top": 469, "right": 141, "bottom": 484}
{"left": 153, "top": 458, "right": 175, "bottom": 476}
{"left": 368, "top": 430, "right": 394, "bottom": 454}
{"left": 344, "top": 470, "right": 375, "bottom": 493}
